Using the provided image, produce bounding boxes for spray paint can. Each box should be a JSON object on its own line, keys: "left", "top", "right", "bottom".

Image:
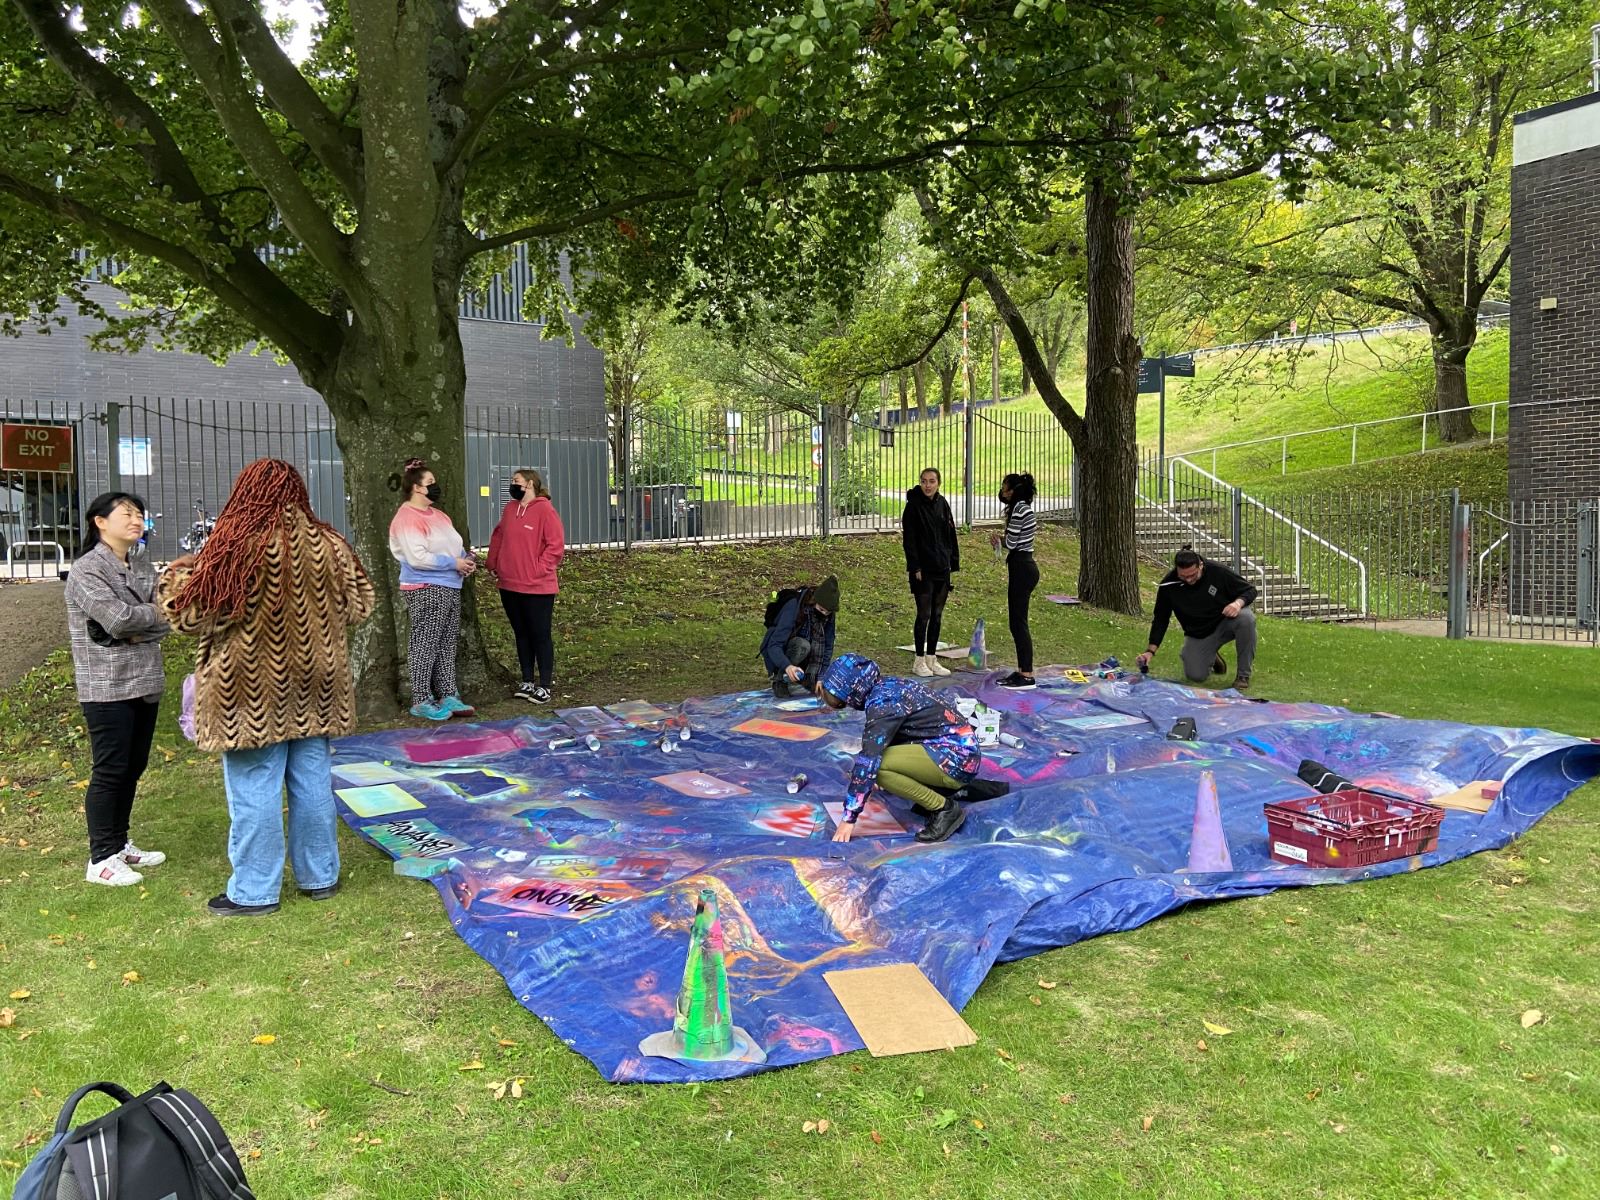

{"left": 548, "top": 737, "right": 576, "bottom": 751}
{"left": 584, "top": 734, "right": 601, "bottom": 752}
{"left": 679, "top": 723, "right": 692, "bottom": 742}
{"left": 997, "top": 732, "right": 1025, "bottom": 749}
{"left": 658, "top": 732, "right": 678, "bottom": 754}
{"left": 786, "top": 773, "right": 808, "bottom": 794}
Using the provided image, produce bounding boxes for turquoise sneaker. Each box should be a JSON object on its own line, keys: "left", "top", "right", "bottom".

{"left": 409, "top": 701, "right": 451, "bottom": 722}
{"left": 439, "top": 695, "right": 477, "bottom": 718}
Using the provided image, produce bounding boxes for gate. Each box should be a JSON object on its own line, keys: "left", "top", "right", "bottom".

{"left": 1468, "top": 497, "right": 1600, "bottom": 643}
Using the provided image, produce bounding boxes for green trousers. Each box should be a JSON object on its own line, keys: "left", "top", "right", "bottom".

{"left": 877, "top": 744, "right": 963, "bottom": 812}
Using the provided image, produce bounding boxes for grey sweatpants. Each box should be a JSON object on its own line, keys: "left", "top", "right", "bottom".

{"left": 1178, "top": 608, "right": 1256, "bottom": 682}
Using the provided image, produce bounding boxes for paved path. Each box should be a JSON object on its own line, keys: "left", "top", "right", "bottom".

{"left": 0, "top": 579, "right": 67, "bottom": 689}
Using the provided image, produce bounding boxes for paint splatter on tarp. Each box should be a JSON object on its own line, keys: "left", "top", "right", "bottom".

{"left": 331, "top": 668, "right": 1599, "bottom": 1082}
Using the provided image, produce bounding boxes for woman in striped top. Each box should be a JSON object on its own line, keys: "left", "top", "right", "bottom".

{"left": 990, "top": 472, "right": 1039, "bottom": 689}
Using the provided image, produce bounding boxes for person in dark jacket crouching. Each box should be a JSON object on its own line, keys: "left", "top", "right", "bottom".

{"left": 901, "top": 467, "right": 960, "bottom": 678}
{"left": 759, "top": 575, "right": 838, "bottom": 697}
{"left": 1137, "top": 546, "right": 1258, "bottom": 690}
{"left": 820, "top": 653, "right": 1008, "bottom": 844}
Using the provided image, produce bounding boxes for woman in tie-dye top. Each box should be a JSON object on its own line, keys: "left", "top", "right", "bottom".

{"left": 388, "top": 457, "right": 478, "bottom": 722}
{"left": 820, "top": 653, "right": 1005, "bottom": 845}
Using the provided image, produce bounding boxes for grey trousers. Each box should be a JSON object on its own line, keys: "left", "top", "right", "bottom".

{"left": 1178, "top": 608, "right": 1256, "bottom": 682}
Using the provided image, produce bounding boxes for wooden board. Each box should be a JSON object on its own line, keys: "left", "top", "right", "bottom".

{"left": 1427, "top": 779, "right": 1501, "bottom": 813}
{"left": 824, "top": 963, "right": 977, "bottom": 1058}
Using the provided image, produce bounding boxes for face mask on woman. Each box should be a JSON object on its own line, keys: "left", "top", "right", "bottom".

{"left": 425, "top": 483, "right": 442, "bottom": 503}
{"left": 997, "top": 488, "right": 1009, "bottom": 504}
{"left": 509, "top": 483, "right": 526, "bottom": 501}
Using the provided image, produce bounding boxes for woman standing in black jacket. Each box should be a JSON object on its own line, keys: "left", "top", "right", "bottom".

{"left": 901, "top": 467, "right": 960, "bottom": 677}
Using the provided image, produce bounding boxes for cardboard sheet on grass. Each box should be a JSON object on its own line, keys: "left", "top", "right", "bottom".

{"left": 331, "top": 668, "right": 1600, "bottom": 1082}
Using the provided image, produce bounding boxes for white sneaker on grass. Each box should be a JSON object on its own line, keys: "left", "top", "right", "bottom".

{"left": 912, "top": 655, "right": 935, "bottom": 677}
{"left": 927, "top": 655, "right": 952, "bottom": 677}
{"left": 120, "top": 841, "right": 165, "bottom": 868}
{"left": 87, "top": 855, "right": 142, "bottom": 887}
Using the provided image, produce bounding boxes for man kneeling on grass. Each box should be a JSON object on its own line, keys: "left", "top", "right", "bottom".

{"left": 1137, "top": 545, "right": 1257, "bottom": 690}
{"left": 820, "top": 653, "right": 1008, "bottom": 844}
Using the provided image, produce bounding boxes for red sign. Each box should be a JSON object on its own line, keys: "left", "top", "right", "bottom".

{"left": 1, "top": 423, "right": 74, "bottom": 473}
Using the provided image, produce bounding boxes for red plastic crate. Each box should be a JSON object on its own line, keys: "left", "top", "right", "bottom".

{"left": 1264, "top": 789, "right": 1444, "bottom": 868}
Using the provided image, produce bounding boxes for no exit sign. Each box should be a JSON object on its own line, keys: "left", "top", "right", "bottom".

{"left": 1, "top": 423, "right": 75, "bottom": 473}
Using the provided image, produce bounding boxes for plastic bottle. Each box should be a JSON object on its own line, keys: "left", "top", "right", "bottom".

{"left": 658, "top": 733, "right": 678, "bottom": 754}
{"left": 786, "top": 773, "right": 808, "bottom": 794}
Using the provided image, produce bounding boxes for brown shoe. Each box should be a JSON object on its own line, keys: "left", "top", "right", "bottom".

{"left": 1211, "top": 654, "right": 1227, "bottom": 675}
{"left": 1232, "top": 674, "right": 1251, "bottom": 692}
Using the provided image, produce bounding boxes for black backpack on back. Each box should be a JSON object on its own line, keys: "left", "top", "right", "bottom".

{"left": 12, "top": 1081, "right": 256, "bottom": 1200}
{"left": 762, "top": 586, "right": 807, "bottom": 628}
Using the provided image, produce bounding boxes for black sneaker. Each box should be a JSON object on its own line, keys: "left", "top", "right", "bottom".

{"left": 530, "top": 686, "right": 551, "bottom": 705}
{"left": 207, "top": 892, "right": 279, "bottom": 917}
{"left": 300, "top": 881, "right": 340, "bottom": 901}
{"left": 1232, "top": 674, "right": 1251, "bottom": 692}
{"left": 1211, "top": 654, "right": 1227, "bottom": 675}
{"left": 916, "top": 801, "right": 967, "bottom": 843}
{"left": 515, "top": 682, "right": 537, "bottom": 702}
{"left": 998, "top": 671, "right": 1036, "bottom": 690}
{"left": 771, "top": 673, "right": 796, "bottom": 698}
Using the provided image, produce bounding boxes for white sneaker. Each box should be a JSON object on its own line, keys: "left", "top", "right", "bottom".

{"left": 87, "top": 855, "right": 143, "bottom": 887}
{"left": 912, "top": 655, "right": 935, "bottom": 677}
{"left": 927, "top": 654, "right": 952, "bottom": 677}
{"left": 120, "top": 841, "right": 165, "bottom": 868}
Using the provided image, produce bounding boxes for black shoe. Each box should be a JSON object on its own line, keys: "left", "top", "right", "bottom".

{"left": 771, "top": 674, "right": 796, "bottom": 698}
{"left": 1168, "top": 716, "right": 1198, "bottom": 741}
{"left": 998, "top": 671, "right": 1036, "bottom": 690}
{"left": 1232, "top": 674, "right": 1251, "bottom": 692}
{"left": 207, "top": 892, "right": 279, "bottom": 917}
{"left": 952, "top": 779, "right": 1011, "bottom": 804}
{"left": 530, "top": 685, "right": 551, "bottom": 705}
{"left": 300, "top": 881, "right": 340, "bottom": 901}
{"left": 1211, "top": 654, "right": 1227, "bottom": 675}
{"left": 916, "top": 801, "right": 966, "bottom": 843}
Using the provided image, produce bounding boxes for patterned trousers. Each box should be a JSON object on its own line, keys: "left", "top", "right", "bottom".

{"left": 403, "top": 585, "right": 461, "bottom": 705}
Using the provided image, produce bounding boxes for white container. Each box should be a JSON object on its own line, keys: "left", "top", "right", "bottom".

{"left": 955, "top": 698, "right": 1002, "bottom": 747}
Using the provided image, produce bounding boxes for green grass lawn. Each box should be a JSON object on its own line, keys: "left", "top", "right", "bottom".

{"left": 3, "top": 526, "right": 1594, "bottom": 1199}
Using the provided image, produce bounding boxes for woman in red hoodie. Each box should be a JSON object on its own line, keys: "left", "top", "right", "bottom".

{"left": 486, "top": 469, "right": 566, "bottom": 703}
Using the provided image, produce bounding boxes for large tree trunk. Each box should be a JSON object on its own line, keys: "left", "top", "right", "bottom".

{"left": 898, "top": 371, "right": 909, "bottom": 418}
{"left": 912, "top": 359, "right": 929, "bottom": 416}
{"left": 1428, "top": 320, "right": 1479, "bottom": 443}
{"left": 318, "top": 312, "right": 509, "bottom": 718}
{"left": 1020, "top": 358, "right": 1032, "bottom": 395}
{"left": 1076, "top": 174, "right": 1142, "bottom": 613}
{"left": 938, "top": 363, "right": 957, "bottom": 414}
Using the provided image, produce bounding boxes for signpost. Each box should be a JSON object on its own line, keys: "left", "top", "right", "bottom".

{"left": 1, "top": 422, "right": 74, "bottom": 473}
{"left": 1137, "top": 353, "right": 1196, "bottom": 498}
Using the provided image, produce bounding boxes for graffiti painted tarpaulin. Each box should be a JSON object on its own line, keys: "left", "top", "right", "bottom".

{"left": 330, "top": 670, "right": 1599, "bottom": 1082}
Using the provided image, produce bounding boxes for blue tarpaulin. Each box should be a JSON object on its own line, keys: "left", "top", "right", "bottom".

{"left": 330, "top": 668, "right": 1598, "bottom": 1082}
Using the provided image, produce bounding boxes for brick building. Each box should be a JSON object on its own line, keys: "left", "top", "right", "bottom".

{"left": 1508, "top": 90, "right": 1600, "bottom": 501}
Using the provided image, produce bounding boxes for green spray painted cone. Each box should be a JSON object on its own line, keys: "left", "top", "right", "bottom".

{"left": 638, "top": 887, "right": 767, "bottom": 1066}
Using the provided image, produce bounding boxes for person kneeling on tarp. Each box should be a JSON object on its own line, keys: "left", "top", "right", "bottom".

{"left": 819, "top": 653, "right": 1003, "bottom": 844}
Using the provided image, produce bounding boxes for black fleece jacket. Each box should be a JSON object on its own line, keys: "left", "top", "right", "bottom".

{"left": 1148, "top": 561, "right": 1258, "bottom": 646}
{"left": 901, "top": 487, "right": 960, "bottom": 578}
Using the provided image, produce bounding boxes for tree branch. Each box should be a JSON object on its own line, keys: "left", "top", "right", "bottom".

{"left": 880, "top": 275, "right": 977, "bottom": 373}
{"left": 143, "top": 0, "right": 365, "bottom": 312}
{"left": 205, "top": 0, "right": 365, "bottom": 201}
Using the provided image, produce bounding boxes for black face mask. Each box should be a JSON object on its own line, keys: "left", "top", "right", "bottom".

{"left": 508, "top": 484, "right": 526, "bottom": 501}
{"left": 997, "top": 489, "right": 1009, "bottom": 504}
{"left": 425, "top": 483, "right": 442, "bottom": 503}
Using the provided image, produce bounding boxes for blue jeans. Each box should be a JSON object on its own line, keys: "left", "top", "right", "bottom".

{"left": 220, "top": 737, "right": 340, "bottom": 906}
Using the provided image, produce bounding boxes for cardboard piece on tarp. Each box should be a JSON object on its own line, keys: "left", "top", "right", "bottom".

{"left": 1428, "top": 779, "right": 1501, "bottom": 813}
{"left": 824, "top": 963, "right": 977, "bottom": 1058}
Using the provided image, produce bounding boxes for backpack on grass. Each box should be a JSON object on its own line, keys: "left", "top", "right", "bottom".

{"left": 12, "top": 1081, "right": 256, "bottom": 1200}
{"left": 762, "top": 587, "right": 807, "bottom": 628}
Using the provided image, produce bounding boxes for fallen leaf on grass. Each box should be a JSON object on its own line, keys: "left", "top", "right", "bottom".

{"left": 0, "top": 1009, "right": 12, "bottom": 1028}
{"left": 8, "top": 989, "right": 30, "bottom": 1000}
{"left": 250, "top": 1034, "right": 276, "bottom": 1045}
{"left": 511, "top": 1078, "right": 524, "bottom": 1100}
{"left": 1197, "top": 1039, "right": 1208, "bottom": 1052}
{"left": 1520, "top": 1009, "right": 1544, "bottom": 1028}
{"left": 995, "top": 1047, "right": 1013, "bottom": 1061}
{"left": 1028, "top": 995, "right": 1041, "bottom": 1006}
{"left": 491, "top": 1081, "right": 508, "bottom": 1101}
{"left": 247, "top": 1149, "right": 262, "bottom": 1161}
{"left": 1036, "top": 979, "right": 1057, "bottom": 990}
{"left": 497, "top": 1038, "right": 518, "bottom": 1047}
{"left": 458, "top": 1060, "right": 485, "bottom": 1071}
{"left": 1306, "top": 1088, "right": 1322, "bottom": 1101}
{"left": 1141, "top": 1116, "right": 1154, "bottom": 1132}
{"left": 1202, "top": 1021, "right": 1233, "bottom": 1036}
{"left": 121, "top": 971, "right": 139, "bottom": 985}
{"left": 1330, "top": 1123, "right": 1347, "bottom": 1135}
{"left": 869, "top": 1130, "right": 883, "bottom": 1145}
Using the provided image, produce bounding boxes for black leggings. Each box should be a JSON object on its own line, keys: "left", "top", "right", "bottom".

{"left": 911, "top": 573, "right": 952, "bottom": 655}
{"left": 1007, "top": 550, "right": 1039, "bottom": 674}
{"left": 81, "top": 697, "right": 160, "bottom": 862}
{"left": 500, "top": 590, "right": 556, "bottom": 687}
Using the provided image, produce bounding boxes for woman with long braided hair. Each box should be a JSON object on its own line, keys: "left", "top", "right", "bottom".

{"left": 159, "top": 459, "right": 375, "bottom": 917}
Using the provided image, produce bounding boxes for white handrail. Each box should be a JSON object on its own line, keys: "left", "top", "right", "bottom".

{"left": 1167, "top": 456, "right": 1369, "bottom": 616}
{"left": 1134, "top": 485, "right": 1268, "bottom": 592}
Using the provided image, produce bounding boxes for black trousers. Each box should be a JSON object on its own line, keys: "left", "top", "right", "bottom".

{"left": 500, "top": 590, "right": 556, "bottom": 687}
{"left": 910, "top": 573, "right": 952, "bottom": 655}
{"left": 1007, "top": 550, "right": 1039, "bottom": 673}
{"left": 81, "top": 697, "right": 160, "bottom": 862}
